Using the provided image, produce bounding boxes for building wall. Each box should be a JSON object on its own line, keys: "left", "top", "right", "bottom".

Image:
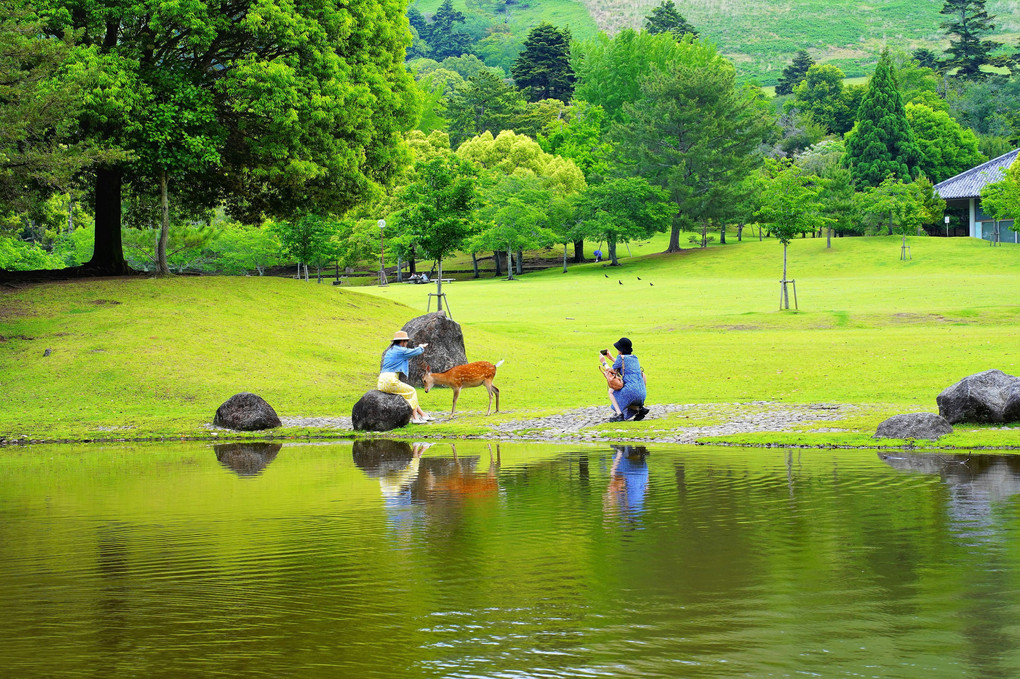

{"left": 974, "top": 200, "right": 1017, "bottom": 243}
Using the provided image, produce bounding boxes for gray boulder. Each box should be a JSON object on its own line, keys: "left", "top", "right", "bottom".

{"left": 401, "top": 311, "right": 467, "bottom": 387}
{"left": 937, "top": 369, "right": 1020, "bottom": 424}
{"left": 214, "top": 442, "right": 282, "bottom": 476}
{"left": 213, "top": 392, "right": 282, "bottom": 431}
{"left": 874, "top": 413, "right": 953, "bottom": 440}
{"left": 352, "top": 390, "right": 413, "bottom": 431}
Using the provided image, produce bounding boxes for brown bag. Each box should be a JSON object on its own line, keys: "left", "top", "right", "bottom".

{"left": 607, "top": 370, "right": 623, "bottom": 391}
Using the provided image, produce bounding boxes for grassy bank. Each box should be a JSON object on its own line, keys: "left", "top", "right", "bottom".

{"left": 3, "top": 234, "right": 1020, "bottom": 447}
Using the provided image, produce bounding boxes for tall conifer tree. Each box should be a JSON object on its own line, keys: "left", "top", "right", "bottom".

{"left": 511, "top": 23, "right": 575, "bottom": 103}
{"left": 843, "top": 50, "right": 922, "bottom": 188}
{"left": 775, "top": 50, "right": 814, "bottom": 95}
{"left": 940, "top": 0, "right": 1002, "bottom": 80}
{"left": 644, "top": 1, "right": 698, "bottom": 40}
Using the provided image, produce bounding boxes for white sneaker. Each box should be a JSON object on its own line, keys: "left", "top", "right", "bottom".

{"left": 423, "top": 413, "right": 436, "bottom": 421}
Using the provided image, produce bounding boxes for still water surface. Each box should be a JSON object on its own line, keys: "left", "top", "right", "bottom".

{"left": 3, "top": 440, "right": 1020, "bottom": 677}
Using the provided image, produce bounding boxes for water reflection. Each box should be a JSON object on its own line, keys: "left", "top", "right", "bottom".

{"left": 603, "top": 445, "right": 649, "bottom": 526}
{"left": 351, "top": 439, "right": 502, "bottom": 519}
{"left": 880, "top": 451, "right": 1020, "bottom": 539}
{"left": 214, "top": 442, "right": 282, "bottom": 477}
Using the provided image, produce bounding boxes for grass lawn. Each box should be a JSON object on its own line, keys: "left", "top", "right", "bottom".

{"left": 3, "top": 233, "right": 1020, "bottom": 447}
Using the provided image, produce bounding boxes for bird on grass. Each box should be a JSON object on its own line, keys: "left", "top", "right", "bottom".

{"left": 650, "top": 282, "right": 654, "bottom": 286}
{"left": 604, "top": 274, "right": 609, "bottom": 278}
{"left": 618, "top": 280, "right": 623, "bottom": 285}
{"left": 637, "top": 277, "right": 642, "bottom": 280}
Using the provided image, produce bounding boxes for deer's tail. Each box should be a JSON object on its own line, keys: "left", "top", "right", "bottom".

{"left": 494, "top": 359, "right": 505, "bottom": 368}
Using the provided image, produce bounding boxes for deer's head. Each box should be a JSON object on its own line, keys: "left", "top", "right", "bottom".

{"left": 422, "top": 364, "right": 434, "bottom": 392}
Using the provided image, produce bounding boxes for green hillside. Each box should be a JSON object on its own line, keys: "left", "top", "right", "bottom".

{"left": 421, "top": 0, "right": 1020, "bottom": 84}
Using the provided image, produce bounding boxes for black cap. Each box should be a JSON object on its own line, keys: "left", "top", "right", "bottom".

{"left": 613, "top": 337, "right": 632, "bottom": 354}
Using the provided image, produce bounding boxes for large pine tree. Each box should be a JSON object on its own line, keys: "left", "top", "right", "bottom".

{"left": 511, "top": 23, "right": 574, "bottom": 103}
{"left": 425, "top": 0, "right": 473, "bottom": 60}
{"left": 643, "top": 1, "right": 698, "bottom": 40}
{"left": 940, "top": 0, "right": 1002, "bottom": 80}
{"left": 843, "top": 50, "right": 922, "bottom": 188}
{"left": 775, "top": 50, "right": 814, "bottom": 96}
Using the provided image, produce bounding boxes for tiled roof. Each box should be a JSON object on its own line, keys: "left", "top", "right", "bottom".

{"left": 934, "top": 148, "right": 1020, "bottom": 200}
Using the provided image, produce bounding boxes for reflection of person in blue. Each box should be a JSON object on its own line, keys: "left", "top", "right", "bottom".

{"left": 604, "top": 445, "right": 649, "bottom": 519}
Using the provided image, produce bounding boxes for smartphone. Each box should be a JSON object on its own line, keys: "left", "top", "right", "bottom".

{"left": 599, "top": 349, "right": 608, "bottom": 355}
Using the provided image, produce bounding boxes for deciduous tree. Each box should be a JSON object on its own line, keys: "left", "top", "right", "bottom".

{"left": 30, "top": 0, "right": 417, "bottom": 276}
{"left": 906, "top": 103, "right": 986, "bottom": 183}
{"left": 754, "top": 158, "right": 821, "bottom": 309}
{"left": 572, "top": 177, "right": 676, "bottom": 265}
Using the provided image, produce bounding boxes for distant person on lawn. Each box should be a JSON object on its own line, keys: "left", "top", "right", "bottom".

{"left": 601, "top": 337, "right": 648, "bottom": 422}
{"left": 379, "top": 331, "right": 433, "bottom": 424}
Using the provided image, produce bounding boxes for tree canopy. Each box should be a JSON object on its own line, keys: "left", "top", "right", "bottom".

{"left": 25, "top": 0, "right": 417, "bottom": 275}
{"left": 611, "top": 36, "right": 775, "bottom": 251}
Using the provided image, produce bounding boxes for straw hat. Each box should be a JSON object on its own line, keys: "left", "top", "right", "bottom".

{"left": 393, "top": 330, "right": 410, "bottom": 341}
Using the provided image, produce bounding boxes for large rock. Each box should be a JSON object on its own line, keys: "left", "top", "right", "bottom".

{"left": 874, "top": 413, "right": 953, "bottom": 440}
{"left": 937, "top": 369, "right": 1020, "bottom": 424}
{"left": 401, "top": 311, "right": 467, "bottom": 387}
{"left": 352, "top": 390, "right": 413, "bottom": 431}
{"left": 214, "top": 442, "right": 282, "bottom": 477}
{"left": 213, "top": 392, "right": 282, "bottom": 431}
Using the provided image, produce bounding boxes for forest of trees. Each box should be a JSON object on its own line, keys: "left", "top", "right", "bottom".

{"left": 4, "top": 0, "right": 1020, "bottom": 278}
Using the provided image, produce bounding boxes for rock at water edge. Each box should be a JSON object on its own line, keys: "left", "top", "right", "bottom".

{"left": 213, "top": 392, "right": 282, "bottom": 431}
{"left": 874, "top": 413, "right": 953, "bottom": 440}
{"left": 937, "top": 369, "right": 1020, "bottom": 424}
{"left": 352, "top": 390, "right": 413, "bottom": 431}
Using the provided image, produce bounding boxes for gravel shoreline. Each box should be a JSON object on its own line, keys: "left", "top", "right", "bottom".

{"left": 273, "top": 401, "right": 867, "bottom": 444}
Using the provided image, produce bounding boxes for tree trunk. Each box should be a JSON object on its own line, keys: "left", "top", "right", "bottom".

{"left": 562, "top": 243, "right": 568, "bottom": 273}
{"left": 67, "top": 193, "right": 74, "bottom": 235}
{"left": 667, "top": 221, "right": 682, "bottom": 252}
{"left": 572, "top": 239, "right": 584, "bottom": 263}
{"left": 700, "top": 221, "right": 708, "bottom": 248}
{"left": 471, "top": 252, "right": 479, "bottom": 278}
{"left": 826, "top": 226, "right": 832, "bottom": 249}
{"left": 737, "top": 222, "right": 743, "bottom": 242}
{"left": 157, "top": 169, "right": 170, "bottom": 276}
{"left": 719, "top": 220, "right": 726, "bottom": 245}
{"left": 304, "top": 263, "right": 309, "bottom": 281}
{"left": 515, "top": 249, "right": 523, "bottom": 276}
{"left": 608, "top": 236, "right": 619, "bottom": 266}
{"left": 506, "top": 248, "right": 514, "bottom": 280}
{"left": 87, "top": 167, "right": 131, "bottom": 274}
{"left": 781, "top": 243, "right": 789, "bottom": 310}
{"left": 493, "top": 250, "right": 503, "bottom": 276}
{"left": 437, "top": 258, "right": 444, "bottom": 310}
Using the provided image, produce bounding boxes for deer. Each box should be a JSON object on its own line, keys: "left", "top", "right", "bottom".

{"left": 422, "top": 360, "right": 503, "bottom": 416}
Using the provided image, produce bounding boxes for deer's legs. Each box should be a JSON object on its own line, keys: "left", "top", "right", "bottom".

{"left": 450, "top": 387, "right": 461, "bottom": 416}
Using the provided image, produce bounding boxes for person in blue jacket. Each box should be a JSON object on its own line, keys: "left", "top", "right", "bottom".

{"left": 604, "top": 337, "right": 648, "bottom": 422}
{"left": 379, "top": 330, "right": 432, "bottom": 424}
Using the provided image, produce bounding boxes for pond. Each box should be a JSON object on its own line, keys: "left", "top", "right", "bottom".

{"left": 2, "top": 440, "right": 1020, "bottom": 678}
